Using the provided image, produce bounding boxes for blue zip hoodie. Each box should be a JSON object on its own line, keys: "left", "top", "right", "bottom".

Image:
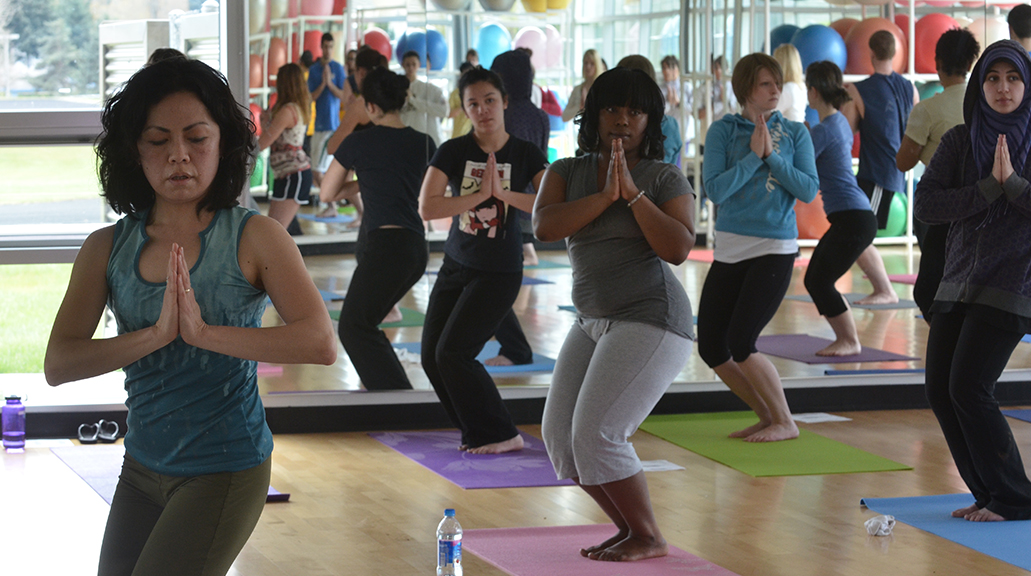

{"left": 702, "top": 110, "right": 819, "bottom": 239}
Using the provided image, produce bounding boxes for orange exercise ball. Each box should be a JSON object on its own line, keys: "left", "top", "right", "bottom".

{"left": 844, "top": 18, "right": 907, "bottom": 75}
{"left": 249, "top": 54, "right": 263, "bottom": 89}
{"left": 267, "top": 37, "right": 288, "bottom": 86}
{"left": 795, "top": 195, "right": 831, "bottom": 240}
{"left": 915, "top": 13, "right": 959, "bottom": 73}
{"left": 830, "top": 18, "right": 860, "bottom": 41}
{"left": 249, "top": 103, "right": 262, "bottom": 137}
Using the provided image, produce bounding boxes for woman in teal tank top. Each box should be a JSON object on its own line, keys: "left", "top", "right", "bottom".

{"left": 44, "top": 57, "right": 337, "bottom": 576}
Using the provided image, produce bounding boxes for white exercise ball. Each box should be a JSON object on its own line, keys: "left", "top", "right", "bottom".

{"left": 249, "top": 0, "right": 267, "bottom": 35}
{"left": 968, "top": 17, "right": 1009, "bottom": 51}
{"left": 270, "top": 0, "right": 289, "bottom": 20}
{"left": 431, "top": 0, "right": 473, "bottom": 9}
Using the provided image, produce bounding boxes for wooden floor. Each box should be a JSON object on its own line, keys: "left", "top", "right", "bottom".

{"left": 6, "top": 409, "right": 1031, "bottom": 575}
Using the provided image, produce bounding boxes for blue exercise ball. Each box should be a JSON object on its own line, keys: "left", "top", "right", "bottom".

{"left": 769, "top": 24, "right": 800, "bottom": 53}
{"left": 403, "top": 30, "right": 428, "bottom": 67}
{"left": 476, "top": 22, "right": 512, "bottom": 70}
{"left": 395, "top": 33, "right": 408, "bottom": 63}
{"left": 791, "top": 24, "right": 847, "bottom": 73}
{"left": 426, "top": 29, "right": 448, "bottom": 71}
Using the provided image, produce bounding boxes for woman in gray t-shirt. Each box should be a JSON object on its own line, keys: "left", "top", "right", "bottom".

{"left": 534, "top": 67, "right": 695, "bottom": 563}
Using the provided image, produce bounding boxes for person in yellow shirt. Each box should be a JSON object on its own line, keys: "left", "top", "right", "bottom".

{"left": 448, "top": 62, "right": 474, "bottom": 139}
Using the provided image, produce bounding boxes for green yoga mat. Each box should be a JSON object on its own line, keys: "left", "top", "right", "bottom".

{"left": 639, "top": 412, "right": 912, "bottom": 477}
{"left": 328, "top": 307, "right": 426, "bottom": 328}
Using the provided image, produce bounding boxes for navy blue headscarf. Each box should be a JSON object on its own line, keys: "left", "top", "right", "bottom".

{"left": 964, "top": 40, "right": 1031, "bottom": 179}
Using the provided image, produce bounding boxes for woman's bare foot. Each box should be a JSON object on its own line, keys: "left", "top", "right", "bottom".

{"left": 745, "top": 421, "right": 800, "bottom": 442}
{"left": 965, "top": 508, "right": 1006, "bottom": 522}
{"left": 589, "top": 534, "right": 668, "bottom": 562}
{"left": 467, "top": 434, "right": 524, "bottom": 454}
{"left": 484, "top": 354, "right": 515, "bottom": 366}
{"left": 728, "top": 420, "right": 770, "bottom": 438}
{"left": 381, "top": 306, "right": 403, "bottom": 324}
{"left": 458, "top": 444, "right": 468, "bottom": 451}
{"left": 815, "top": 339, "right": 862, "bottom": 356}
{"left": 951, "top": 504, "right": 979, "bottom": 518}
{"left": 579, "top": 530, "right": 628, "bottom": 558}
{"left": 317, "top": 204, "right": 338, "bottom": 218}
{"left": 855, "top": 291, "right": 899, "bottom": 305}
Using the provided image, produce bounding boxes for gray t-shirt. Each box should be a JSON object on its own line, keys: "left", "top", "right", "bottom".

{"left": 550, "top": 155, "right": 695, "bottom": 339}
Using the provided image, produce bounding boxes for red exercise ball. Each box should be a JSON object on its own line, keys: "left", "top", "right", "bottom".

{"left": 303, "top": 30, "right": 323, "bottom": 58}
{"left": 830, "top": 18, "right": 860, "bottom": 41}
{"left": 844, "top": 18, "right": 908, "bottom": 75}
{"left": 333, "top": 0, "right": 346, "bottom": 13}
{"left": 249, "top": 103, "right": 262, "bottom": 137}
{"left": 895, "top": 14, "right": 910, "bottom": 45}
{"left": 363, "top": 28, "right": 393, "bottom": 62}
{"left": 267, "top": 37, "right": 288, "bottom": 86}
{"left": 249, "top": 54, "right": 263, "bottom": 89}
{"left": 915, "top": 13, "right": 959, "bottom": 73}
{"left": 268, "top": 92, "right": 278, "bottom": 110}
{"left": 300, "top": 0, "right": 333, "bottom": 24}
{"left": 795, "top": 195, "right": 831, "bottom": 240}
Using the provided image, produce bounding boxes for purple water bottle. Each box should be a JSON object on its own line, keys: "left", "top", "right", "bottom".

{"left": 3, "top": 395, "right": 26, "bottom": 452}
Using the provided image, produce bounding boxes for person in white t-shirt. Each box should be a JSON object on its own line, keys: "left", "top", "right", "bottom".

{"left": 773, "top": 44, "right": 807, "bottom": 123}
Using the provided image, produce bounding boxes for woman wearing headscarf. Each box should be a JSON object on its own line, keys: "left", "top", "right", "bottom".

{"left": 914, "top": 39, "right": 1031, "bottom": 521}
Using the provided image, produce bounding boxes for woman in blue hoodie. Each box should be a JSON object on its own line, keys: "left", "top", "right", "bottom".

{"left": 699, "top": 53, "right": 819, "bottom": 443}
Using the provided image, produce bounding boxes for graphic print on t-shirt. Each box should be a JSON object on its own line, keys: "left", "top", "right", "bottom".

{"left": 459, "top": 160, "right": 511, "bottom": 238}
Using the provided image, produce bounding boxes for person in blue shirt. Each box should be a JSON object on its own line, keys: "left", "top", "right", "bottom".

{"left": 699, "top": 52, "right": 819, "bottom": 443}
{"left": 308, "top": 32, "right": 346, "bottom": 189}
{"left": 803, "top": 61, "right": 878, "bottom": 356}
{"left": 45, "top": 57, "right": 337, "bottom": 576}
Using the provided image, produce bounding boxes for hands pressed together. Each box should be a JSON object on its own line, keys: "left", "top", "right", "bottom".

{"left": 156, "top": 243, "right": 207, "bottom": 348}
{"left": 480, "top": 152, "right": 508, "bottom": 202}
{"left": 602, "top": 138, "right": 642, "bottom": 204}
{"left": 750, "top": 113, "right": 773, "bottom": 160}
{"left": 993, "top": 134, "right": 1014, "bottom": 186}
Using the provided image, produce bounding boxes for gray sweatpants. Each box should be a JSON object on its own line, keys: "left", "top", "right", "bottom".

{"left": 542, "top": 318, "right": 691, "bottom": 486}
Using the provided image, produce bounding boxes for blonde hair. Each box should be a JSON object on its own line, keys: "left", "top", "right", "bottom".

{"left": 773, "top": 44, "right": 804, "bottom": 85}
{"left": 582, "top": 49, "right": 606, "bottom": 83}
{"left": 272, "top": 63, "right": 311, "bottom": 125}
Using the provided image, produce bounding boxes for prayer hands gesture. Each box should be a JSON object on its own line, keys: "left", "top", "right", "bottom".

{"left": 750, "top": 113, "right": 773, "bottom": 160}
{"left": 994, "top": 134, "right": 1014, "bottom": 186}
{"left": 601, "top": 138, "right": 641, "bottom": 204}
{"left": 157, "top": 243, "right": 207, "bottom": 347}
{"left": 481, "top": 152, "right": 506, "bottom": 201}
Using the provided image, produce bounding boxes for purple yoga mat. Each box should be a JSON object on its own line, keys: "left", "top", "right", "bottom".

{"left": 369, "top": 430, "right": 573, "bottom": 489}
{"left": 51, "top": 445, "right": 288, "bottom": 504}
{"left": 463, "top": 524, "right": 740, "bottom": 576}
{"left": 756, "top": 334, "right": 920, "bottom": 365}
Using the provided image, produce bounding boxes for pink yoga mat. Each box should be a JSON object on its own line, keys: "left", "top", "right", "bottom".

{"left": 463, "top": 524, "right": 740, "bottom": 576}
{"left": 887, "top": 274, "right": 917, "bottom": 285}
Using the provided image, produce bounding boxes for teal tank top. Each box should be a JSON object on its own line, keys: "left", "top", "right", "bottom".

{"left": 107, "top": 206, "right": 273, "bottom": 476}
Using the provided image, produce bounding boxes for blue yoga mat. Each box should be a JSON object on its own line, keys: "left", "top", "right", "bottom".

{"left": 1003, "top": 409, "right": 1031, "bottom": 423}
{"left": 296, "top": 213, "right": 356, "bottom": 224}
{"left": 861, "top": 493, "right": 1031, "bottom": 571}
{"left": 394, "top": 341, "right": 555, "bottom": 374}
{"left": 426, "top": 270, "right": 554, "bottom": 286}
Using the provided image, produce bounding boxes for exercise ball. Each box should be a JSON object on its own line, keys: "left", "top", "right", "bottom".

{"left": 402, "top": 30, "right": 428, "bottom": 67}
{"left": 300, "top": 0, "right": 332, "bottom": 24}
{"left": 852, "top": 132, "right": 861, "bottom": 158}
{"left": 268, "top": 92, "right": 277, "bottom": 110}
{"left": 333, "top": 0, "right": 346, "bottom": 13}
{"left": 844, "top": 18, "right": 907, "bottom": 75}
{"left": 548, "top": 0, "right": 571, "bottom": 7}
{"left": 791, "top": 24, "right": 848, "bottom": 72}
{"left": 479, "top": 0, "right": 516, "bottom": 10}
{"left": 249, "top": 103, "right": 262, "bottom": 137}
{"left": 955, "top": 16, "right": 973, "bottom": 29}
{"left": 426, "top": 29, "right": 448, "bottom": 70}
{"left": 795, "top": 194, "right": 831, "bottom": 240}
{"left": 876, "top": 193, "right": 907, "bottom": 237}
{"left": 476, "top": 22, "right": 512, "bottom": 69}
{"left": 363, "top": 28, "right": 392, "bottom": 63}
{"left": 304, "top": 30, "right": 323, "bottom": 58}
{"left": 267, "top": 37, "right": 287, "bottom": 86}
{"left": 924, "top": 0, "right": 954, "bottom": 5}
{"left": 521, "top": 0, "right": 547, "bottom": 11}
{"left": 431, "top": 0, "right": 472, "bottom": 8}
{"left": 249, "top": 54, "right": 263, "bottom": 89}
{"left": 968, "top": 17, "right": 1009, "bottom": 50}
{"left": 250, "top": 155, "right": 264, "bottom": 187}
{"left": 547, "top": 89, "right": 566, "bottom": 131}
{"left": 854, "top": 0, "right": 889, "bottom": 5}
{"left": 514, "top": 26, "right": 547, "bottom": 70}
{"left": 770, "top": 24, "right": 800, "bottom": 52}
{"left": 830, "top": 18, "right": 860, "bottom": 41}
{"left": 895, "top": 0, "right": 924, "bottom": 5}
{"left": 270, "top": 0, "right": 288, "bottom": 19}
{"left": 917, "top": 80, "right": 943, "bottom": 100}
{"left": 895, "top": 14, "right": 910, "bottom": 45}
{"left": 249, "top": 0, "right": 267, "bottom": 35}
{"left": 288, "top": 0, "right": 299, "bottom": 17}
{"left": 395, "top": 32, "right": 407, "bottom": 63}
{"left": 915, "top": 13, "right": 959, "bottom": 73}
{"left": 543, "top": 24, "right": 562, "bottom": 69}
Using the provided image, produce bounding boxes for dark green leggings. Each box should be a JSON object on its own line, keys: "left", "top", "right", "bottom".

{"left": 98, "top": 453, "right": 271, "bottom": 576}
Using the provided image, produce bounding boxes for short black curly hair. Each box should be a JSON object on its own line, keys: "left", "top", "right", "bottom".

{"left": 96, "top": 57, "right": 255, "bottom": 216}
{"left": 576, "top": 67, "right": 665, "bottom": 160}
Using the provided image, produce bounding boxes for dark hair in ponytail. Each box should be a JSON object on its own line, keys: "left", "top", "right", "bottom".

{"left": 936, "top": 28, "right": 980, "bottom": 78}
{"left": 361, "top": 67, "right": 410, "bottom": 113}
{"left": 805, "top": 60, "right": 851, "bottom": 110}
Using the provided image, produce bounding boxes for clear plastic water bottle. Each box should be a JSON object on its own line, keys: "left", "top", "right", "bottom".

{"left": 3, "top": 395, "right": 26, "bottom": 453}
{"left": 436, "top": 508, "right": 462, "bottom": 576}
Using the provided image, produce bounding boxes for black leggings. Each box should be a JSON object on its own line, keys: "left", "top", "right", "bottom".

{"left": 697, "top": 253, "right": 795, "bottom": 367}
{"left": 925, "top": 308, "right": 1031, "bottom": 519}
{"left": 803, "top": 209, "right": 878, "bottom": 317}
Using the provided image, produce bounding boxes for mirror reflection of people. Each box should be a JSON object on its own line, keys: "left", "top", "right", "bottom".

{"left": 45, "top": 57, "right": 336, "bottom": 576}
{"left": 562, "top": 49, "right": 606, "bottom": 123}
{"left": 400, "top": 50, "right": 449, "bottom": 147}
{"left": 535, "top": 67, "right": 696, "bottom": 563}
{"left": 258, "top": 63, "right": 313, "bottom": 232}
{"left": 418, "top": 67, "right": 548, "bottom": 455}
{"left": 915, "top": 39, "right": 1031, "bottom": 522}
